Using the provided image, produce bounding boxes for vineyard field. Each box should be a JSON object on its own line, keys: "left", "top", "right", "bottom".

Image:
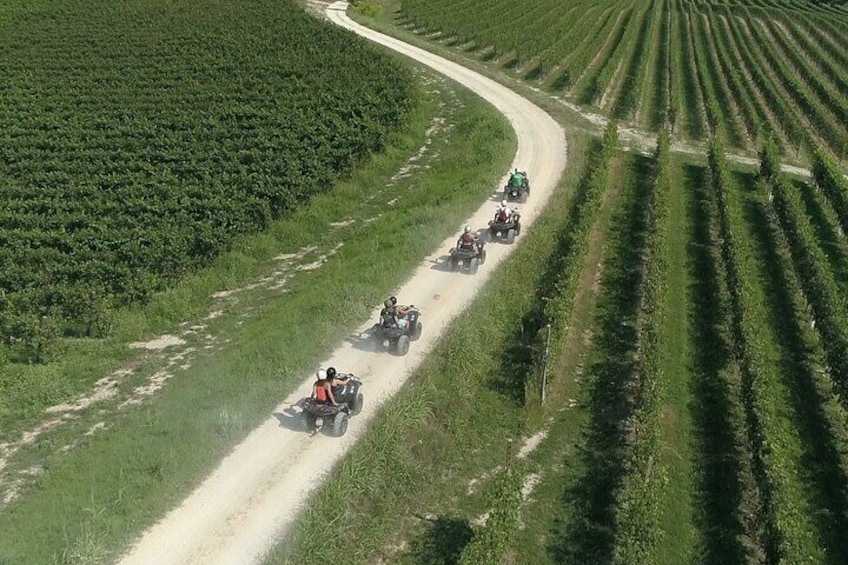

{"left": 271, "top": 3, "right": 848, "bottom": 561}
{"left": 399, "top": 0, "right": 848, "bottom": 157}
{"left": 0, "top": 0, "right": 414, "bottom": 360}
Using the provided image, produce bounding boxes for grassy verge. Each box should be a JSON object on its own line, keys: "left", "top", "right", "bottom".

{"left": 265, "top": 135, "right": 592, "bottom": 564}
{"left": 0, "top": 69, "right": 515, "bottom": 564}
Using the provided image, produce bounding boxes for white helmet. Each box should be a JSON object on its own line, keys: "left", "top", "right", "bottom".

{"left": 464, "top": 225, "right": 472, "bottom": 233}
{"left": 501, "top": 199, "right": 508, "bottom": 207}
{"left": 316, "top": 369, "right": 327, "bottom": 380}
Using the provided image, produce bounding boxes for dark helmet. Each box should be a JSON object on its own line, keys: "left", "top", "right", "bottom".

{"left": 384, "top": 299, "right": 393, "bottom": 309}
{"left": 327, "top": 367, "right": 337, "bottom": 379}
{"left": 390, "top": 296, "right": 397, "bottom": 306}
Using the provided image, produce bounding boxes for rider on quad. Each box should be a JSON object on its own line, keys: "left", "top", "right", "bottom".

{"left": 508, "top": 168, "right": 526, "bottom": 189}
{"left": 380, "top": 297, "right": 411, "bottom": 328}
{"left": 495, "top": 200, "right": 513, "bottom": 223}
{"left": 311, "top": 369, "right": 338, "bottom": 407}
{"left": 457, "top": 225, "right": 478, "bottom": 251}
{"left": 326, "top": 366, "right": 349, "bottom": 391}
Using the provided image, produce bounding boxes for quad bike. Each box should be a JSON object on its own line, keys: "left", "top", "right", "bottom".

{"left": 488, "top": 212, "right": 522, "bottom": 244}
{"left": 504, "top": 171, "right": 530, "bottom": 203}
{"left": 449, "top": 239, "right": 487, "bottom": 274}
{"left": 371, "top": 306, "right": 422, "bottom": 355}
{"left": 300, "top": 375, "right": 363, "bottom": 437}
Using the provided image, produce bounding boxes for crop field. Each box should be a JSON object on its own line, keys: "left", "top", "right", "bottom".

{"left": 399, "top": 0, "right": 848, "bottom": 156}
{"left": 0, "top": 0, "right": 413, "bottom": 362}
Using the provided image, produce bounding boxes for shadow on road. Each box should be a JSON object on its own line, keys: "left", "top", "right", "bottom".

{"left": 345, "top": 329, "right": 377, "bottom": 353}
{"left": 273, "top": 407, "right": 305, "bottom": 432}
{"left": 429, "top": 255, "right": 454, "bottom": 272}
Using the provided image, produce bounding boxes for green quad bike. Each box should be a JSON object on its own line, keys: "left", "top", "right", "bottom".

{"left": 504, "top": 169, "right": 530, "bottom": 203}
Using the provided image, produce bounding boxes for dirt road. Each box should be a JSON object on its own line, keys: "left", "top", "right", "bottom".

{"left": 118, "top": 3, "right": 567, "bottom": 563}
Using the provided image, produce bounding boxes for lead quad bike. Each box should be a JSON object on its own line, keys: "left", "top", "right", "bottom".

{"left": 504, "top": 171, "right": 530, "bottom": 203}
{"left": 488, "top": 212, "right": 522, "bottom": 244}
{"left": 371, "top": 306, "right": 422, "bottom": 355}
{"left": 300, "top": 375, "right": 363, "bottom": 437}
{"left": 449, "top": 239, "right": 487, "bottom": 274}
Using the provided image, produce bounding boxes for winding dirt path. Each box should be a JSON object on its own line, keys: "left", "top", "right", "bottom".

{"left": 117, "top": 3, "right": 567, "bottom": 564}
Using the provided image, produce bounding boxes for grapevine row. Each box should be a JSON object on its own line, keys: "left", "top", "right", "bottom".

{"left": 647, "top": 0, "right": 671, "bottom": 128}
{"left": 609, "top": 130, "right": 670, "bottom": 563}
{"left": 760, "top": 144, "right": 848, "bottom": 411}
{"left": 690, "top": 9, "right": 744, "bottom": 144}
{"left": 611, "top": 0, "right": 657, "bottom": 119}
{"left": 811, "top": 146, "right": 848, "bottom": 241}
{"left": 574, "top": 6, "right": 637, "bottom": 103}
{"left": 542, "top": 121, "right": 620, "bottom": 375}
{"left": 709, "top": 138, "right": 821, "bottom": 562}
{"left": 673, "top": 0, "right": 707, "bottom": 138}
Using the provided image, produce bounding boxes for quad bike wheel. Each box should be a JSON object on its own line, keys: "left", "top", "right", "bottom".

{"left": 299, "top": 411, "right": 314, "bottom": 433}
{"left": 507, "top": 228, "right": 516, "bottom": 244}
{"left": 410, "top": 321, "right": 423, "bottom": 341}
{"left": 397, "top": 334, "right": 411, "bottom": 355}
{"left": 450, "top": 255, "right": 459, "bottom": 272}
{"left": 469, "top": 257, "right": 479, "bottom": 274}
{"left": 479, "top": 249, "right": 487, "bottom": 265}
{"left": 333, "top": 412, "right": 349, "bottom": 437}
{"left": 520, "top": 191, "right": 528, "bottom": 203}
{"left": 350, "top": 392, "right": 364, "bottom": 416}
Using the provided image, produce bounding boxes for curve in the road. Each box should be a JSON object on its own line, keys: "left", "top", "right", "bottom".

{"left": 118, "top": 3, "right": 566, "bottom": 564}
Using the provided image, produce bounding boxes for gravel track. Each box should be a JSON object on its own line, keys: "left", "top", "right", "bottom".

{"left": 117, "top": 2, "right": 567, "bottom": 564}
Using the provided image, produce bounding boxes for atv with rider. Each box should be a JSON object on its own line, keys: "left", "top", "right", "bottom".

{"left": 371, "top": 303, "right": 422, "bottom": 356}
{"left": 488, "top": 211, "right": 522, "bottom": 244}
{"left": 504, "top": 168, "right": 530, "bottom": 203}
{"left": 300, "top": 373, "right": 363, "bottom": 437}
{"left": 449, "top": 239, "right": 486, "bottom": 273}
